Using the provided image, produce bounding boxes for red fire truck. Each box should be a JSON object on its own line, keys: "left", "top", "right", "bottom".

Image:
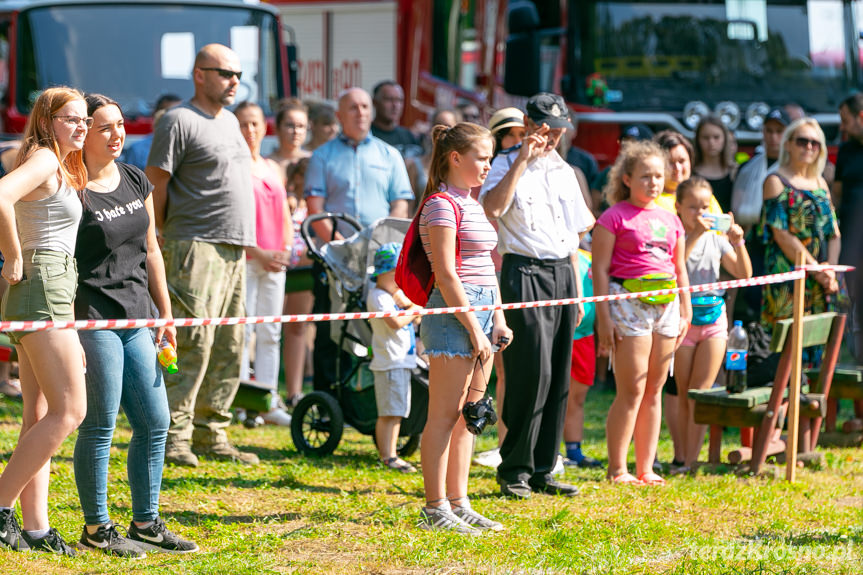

{"left": 0, "top": 0, "right": 294, "bottom": 136}
{"left": 271, "top": 0, "right": 863, "bottom": 164}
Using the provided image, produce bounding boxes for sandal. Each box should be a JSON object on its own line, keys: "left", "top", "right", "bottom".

{"left": 637, "top": 472, "right": 666, "bottom": 486}
{"left": 609, "top": 472, "right": 643, "bottom": 485}
{"left": 381, "top": 457, "right": 417, "bottom": 473}
{"left": 670, "top": 465, "right": 692, "bottom": 476}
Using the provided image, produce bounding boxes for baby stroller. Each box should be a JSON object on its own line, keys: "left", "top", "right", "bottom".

{"left": 290, "top": 214, "right": 429, "bottom": 457}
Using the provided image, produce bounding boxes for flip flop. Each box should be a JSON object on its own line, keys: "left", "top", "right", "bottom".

{"left": 609, "top": 472, "right": 643, "bottom": 485}
{"left": 637, "top": 472, "right": 666, "bottom": 486}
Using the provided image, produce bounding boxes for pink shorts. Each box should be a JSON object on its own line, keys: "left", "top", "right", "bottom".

{"left": 681, "top": 308, "right": 728, "bottom": 347}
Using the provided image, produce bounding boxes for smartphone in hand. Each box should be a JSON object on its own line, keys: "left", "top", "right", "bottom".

{"left": 703, "top": 213, "right": 732, "bottom": 232}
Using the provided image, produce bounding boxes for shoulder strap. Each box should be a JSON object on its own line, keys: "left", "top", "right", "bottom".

{"left": 435, "top": 193, "right": 463, "bottom": 265}
{"left": 774, "top": 172, "right": 794, "bottom": 191}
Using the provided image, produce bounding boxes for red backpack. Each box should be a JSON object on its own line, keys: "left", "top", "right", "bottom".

{"left": 395, "top": 192, "right": 462, "bottom": 306}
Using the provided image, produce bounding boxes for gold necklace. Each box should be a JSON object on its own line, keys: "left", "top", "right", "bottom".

{"left": 88, "top": 169, "right": 119, "bottom": 192}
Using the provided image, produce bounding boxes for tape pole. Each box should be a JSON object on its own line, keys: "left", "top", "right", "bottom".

{"left": 786, "top": 251, "right": 807, "bottom": 482}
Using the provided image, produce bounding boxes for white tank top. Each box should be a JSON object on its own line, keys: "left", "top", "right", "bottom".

{"left": 15, "top": 179, "right": 82, "bottom": 255}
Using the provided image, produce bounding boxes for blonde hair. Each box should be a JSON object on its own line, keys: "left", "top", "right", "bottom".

{"left": 603, "top": 140, "right": 666, "bottom": 205}
{"left": 421, "top": 122, "right": 492, "bottom": 203}
{"left": 16, "top": 86, "right": 88, "bottom": 190}
{"left": 778, "top": 117, "right": 827, "bottom": 180}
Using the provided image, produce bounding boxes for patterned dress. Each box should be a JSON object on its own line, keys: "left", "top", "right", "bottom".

{"left": 760, "top": 177, "right": 839, "bottom": 327}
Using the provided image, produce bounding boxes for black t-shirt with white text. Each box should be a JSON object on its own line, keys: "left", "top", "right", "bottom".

{"left": 75, "top": 162, "right": 153, "bottom": 320}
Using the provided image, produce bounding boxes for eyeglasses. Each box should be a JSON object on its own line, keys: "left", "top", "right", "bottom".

{"left": 794, "top": 137, "right": 821, "bottom": 150}
{"left": 53, "top": 115, "right": 94, "bottom": 128}
{"left": 199, "top": 67, "right": 242, "bottom": 80}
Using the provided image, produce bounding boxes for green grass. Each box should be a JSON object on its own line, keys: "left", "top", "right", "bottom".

{"left": 0, "top": 389, "right": 861, "bottom": 574}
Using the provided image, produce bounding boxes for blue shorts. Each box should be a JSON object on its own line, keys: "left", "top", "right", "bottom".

{"left": 421, "top": 283, "right": 496, "bottom": 359}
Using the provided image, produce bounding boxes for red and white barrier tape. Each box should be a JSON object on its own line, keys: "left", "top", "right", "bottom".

{"left": 2, "top": 266, "right": 852, "bottom": 333}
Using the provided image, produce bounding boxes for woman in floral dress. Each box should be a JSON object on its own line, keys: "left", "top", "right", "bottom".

{"left": 761, "top": 118, "right": 841, "bottom": 327}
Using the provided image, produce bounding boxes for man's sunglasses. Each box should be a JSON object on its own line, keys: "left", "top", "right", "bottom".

{"left": 200, "top": 67, "right": 242, "bottom": 81}
{"left": 794, "top": 137, "right": 821, "bottom": 150}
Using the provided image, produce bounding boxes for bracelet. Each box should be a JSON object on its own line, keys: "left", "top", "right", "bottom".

{"left": 732, "top": 239, "right": 745, "bottom": 248}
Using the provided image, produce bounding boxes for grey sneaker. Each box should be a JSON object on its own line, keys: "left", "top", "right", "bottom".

{"left": 452, "top": 504, "right": 503, "bottom": 532}
{"left": 164, "top": 444, "right": 199, "bottom": 468}
{"left": 418, "top": 506, "right": 480, "bottom": 535}
{"left": 194, "top": 443, "right": 260, "bottom": 465}
{"left": 78, "top": 522, "right": 146, "bottom": 558}
{"left": 0, "top": 507, "right": 29, "bottom": 552}
{"left": 127, "top": 517, "right": 199, "bottom": 554}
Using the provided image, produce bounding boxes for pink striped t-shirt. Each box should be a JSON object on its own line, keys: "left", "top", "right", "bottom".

{"left": 418, "top": 187, "right": 497, "bottom": 287}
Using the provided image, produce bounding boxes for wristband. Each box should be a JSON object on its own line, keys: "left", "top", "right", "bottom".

{"left": 732, "top": 239, "right": 745, "bottom": 248}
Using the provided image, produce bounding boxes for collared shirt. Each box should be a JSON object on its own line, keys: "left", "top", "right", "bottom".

{"left": 480, "top": 147, "right": 594, "bottom": 259}
{"left": 304, "top": 134, "right": 413, "bottom": 229}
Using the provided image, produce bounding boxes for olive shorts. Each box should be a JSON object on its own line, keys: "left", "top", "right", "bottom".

{"left": 0, "top": 250, "right": 77, "bottom": 344}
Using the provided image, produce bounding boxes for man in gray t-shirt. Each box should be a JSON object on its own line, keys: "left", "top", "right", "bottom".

{"left": 146, "top": 43, "right": 257, "bottom": 467}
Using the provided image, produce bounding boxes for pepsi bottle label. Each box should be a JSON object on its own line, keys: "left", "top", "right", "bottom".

{"left": 725, "top": 349, "right": 747, "bottom": 371}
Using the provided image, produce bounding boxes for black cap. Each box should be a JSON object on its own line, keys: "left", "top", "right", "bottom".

{"left": 526, "top": 92, "right": 574, "bottom": 130}
{"left": 764, "top": 107, "right": 791, "bottom": 127}
{"left": 621, "top": 123, "right": 654, "bottom": 141}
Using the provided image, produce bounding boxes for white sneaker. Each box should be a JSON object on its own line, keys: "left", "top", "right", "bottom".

{"left": 261, "top": 407, "right": 292, "bottom": 426}
{"left": 418, "top": 506, "right": 480, "bottom": 535}
{"left": 551, "top": 454, "right": 565, "bottom": 476}
{"left": 473, "top": 448, "right": 502, "bottom": 468}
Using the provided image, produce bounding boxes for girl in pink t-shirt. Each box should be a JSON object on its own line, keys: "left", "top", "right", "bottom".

{"left": 593, "top": 140, "right": 692, "bottom": 486}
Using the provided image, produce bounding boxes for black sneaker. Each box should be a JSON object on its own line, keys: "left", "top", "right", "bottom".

{"left": 78, "top": 522, "right": 146, "bottom": 558}
{"left": 22, "top": 528, "right": 76, "bottom": 556}
{"left": 127, "top": 517, "right": 199, "bottom": 554}
{"left": 0, "top": 508, "right": 29, "bottom": 552}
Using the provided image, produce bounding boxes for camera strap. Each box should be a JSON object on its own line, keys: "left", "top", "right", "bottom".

{"left": 469, "top": 355, "right": 489, "bottom": 395}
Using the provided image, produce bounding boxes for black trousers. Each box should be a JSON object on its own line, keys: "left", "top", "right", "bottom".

{"left": 497, "top": 253, "right": 578, "bottom": 484}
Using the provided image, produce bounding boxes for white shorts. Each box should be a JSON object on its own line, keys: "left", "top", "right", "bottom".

{"left": 608, "top": 282, "right": 680, "bottom": 338}
{"left": 373, "top": 368, "right": 412, "bottom": 418}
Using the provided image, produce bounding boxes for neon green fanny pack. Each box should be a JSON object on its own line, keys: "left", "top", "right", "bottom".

{"left": 621, "top": 273, "right": 677, "bottom": 305}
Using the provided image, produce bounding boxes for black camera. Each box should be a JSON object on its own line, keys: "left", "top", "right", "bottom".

{"left": 462, "top": 395, "right": 498, "bottom": 435}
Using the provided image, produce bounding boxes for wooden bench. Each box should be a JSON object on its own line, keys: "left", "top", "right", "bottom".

{"left": 688, "top": 312, "right": 844, "bottom": 473}
{"left": 805, "top": 366, "right": 863, "bottom": 432}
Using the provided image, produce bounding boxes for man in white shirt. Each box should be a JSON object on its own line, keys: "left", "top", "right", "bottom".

{"left": 480, "top": 93, "right": 594, "bottom": 499}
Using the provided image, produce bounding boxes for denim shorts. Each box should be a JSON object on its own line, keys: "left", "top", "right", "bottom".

{"left": 421, "top": 283, "right": 496, "bottom": 359}
{"left": 0, "top": 250, "right": 77, "bottom": 344}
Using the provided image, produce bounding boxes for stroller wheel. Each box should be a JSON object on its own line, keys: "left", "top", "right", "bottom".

{"left": 291, "top": 391, "right": 344, "bottom": 456}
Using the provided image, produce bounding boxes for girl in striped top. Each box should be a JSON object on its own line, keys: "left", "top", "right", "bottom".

{"left": 417, "top": 123, "right": 513, "bottom": 535}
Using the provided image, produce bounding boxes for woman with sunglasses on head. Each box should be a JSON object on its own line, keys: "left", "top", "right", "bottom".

{"left": 0, "top": 87, "right": 89, "bottom": 555}
{"left": 72, "top": 94, "right": 198, "bottom": 557}
{"left": 760, "top": 118, "right": 840, "bottom": 328}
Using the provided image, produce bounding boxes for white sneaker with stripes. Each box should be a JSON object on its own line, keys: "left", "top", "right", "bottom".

{"left": 418, "top": 505, "right": 480, "bottom": 535}
{"left": 452, "top": 503, "right": 503, "bottom": 532}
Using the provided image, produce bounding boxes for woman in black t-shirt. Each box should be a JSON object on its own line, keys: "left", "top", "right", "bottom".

{"left": 72, "top": 94, "right": 197, "bottom": 556}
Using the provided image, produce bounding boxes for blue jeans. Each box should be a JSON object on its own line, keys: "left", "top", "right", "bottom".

{"left": 74, "top": 328, "right": 170, "bottom": 524}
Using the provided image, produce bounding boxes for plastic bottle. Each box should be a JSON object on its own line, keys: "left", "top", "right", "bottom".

{"left": 725, "top": 320, "right": 748, "bottom": 394}
{"left": 158, "top": 339, "right": 179, "bottom": 374}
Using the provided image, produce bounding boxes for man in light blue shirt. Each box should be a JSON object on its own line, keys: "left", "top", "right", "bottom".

{"left": 305, "top": 87, "right": 413, "bottom": 390}
{"left": 305, "top": 88, "right": 412, "bottom": 239}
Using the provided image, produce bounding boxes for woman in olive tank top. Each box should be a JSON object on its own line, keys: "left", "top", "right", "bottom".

{"left": 0, "top": 87, "right": 89, "bottom": 555}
